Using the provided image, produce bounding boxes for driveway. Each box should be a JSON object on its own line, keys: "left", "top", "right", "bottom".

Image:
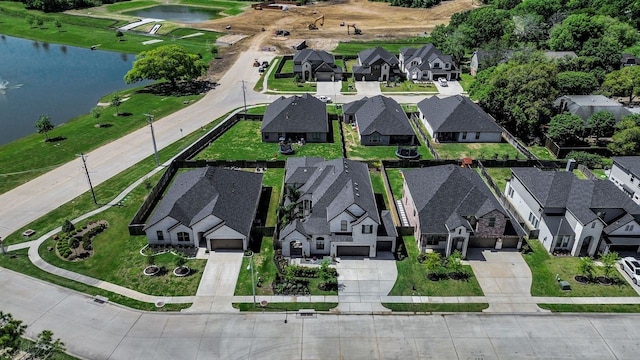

{"left": 336, "top": 252, "right": 397, "bottom": 312}
{"left": 186, "top": 251, "right": 243, "bottom": 312}
{"left": 467, "top": 248, "right": 548, "bottom": 313}
{"left": 316, "top": 81, "right": 342, "bottom": 97}
{"left": 434, "top": 79, "right": 464, "bottom": 96}
{"left": 354, "top": 81, "right": 382, "bottom": 96}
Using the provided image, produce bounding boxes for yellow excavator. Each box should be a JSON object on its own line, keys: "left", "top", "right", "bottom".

{"left": 347, "top": 23, "right": 362, "bottom": 35}
{"left": 308, "top": 15, "right": 324, "bottom": 30}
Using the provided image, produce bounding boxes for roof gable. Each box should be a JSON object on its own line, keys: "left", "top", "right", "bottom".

{"left": 347, "top": 95, "right": 414, "bottom": 136}
{"left": 261, "top": 94, "right": 328, "bottom": 133}
{"left": 358, "top": 47, "right": 399, "bottom": 67}
{"left": 418, "top": 95, "right": 502, "bottom": 133}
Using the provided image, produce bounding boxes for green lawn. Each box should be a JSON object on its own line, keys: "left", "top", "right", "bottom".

{"left": 523, "top": 240, "right": 637, "bottom": 297}
{"left": 107, "top": 0, "right": 249, "bottom": 16}
{"left": 280, "top": 57, "right": 294, "bottom": 73}
{"left": 528, "top": 145, "right": 556, "bottom": 160}
{"left": 389, "top": 237, "right": 484, "bottom": 296}
{"left": 370, "top": 170, "right": 391, "bottom": 210}
{"left": 193, "top": 121, "right": 342, "bottom": 160}
{"left": 591, "top": 168, "right": 608, "bottom": 180}
{"left": 245, "top": 105, "right": 268, "bottom": 115}
{"left": 573, "top": 169, "right": 588, "bottom": 179}
{"left": 385, "top": 169, "right": 404, "bottom": 200}
{"left": 539, "top": 304, "right": 640, "bottom": 313}
{"left": 105, "top": 0, "right": 158, "bottom": 11}
{"left": 262, "top": 169, "right": 284, "bottom": 227}
{"left": 235, "top": 237, "right": 278, "bottom": 296}
{"left": 482, "top": 168, "right": 512, "bottom": 193}
{"left": 265, "top": 57, "right": 317, "bottom": 92}
{"left": 342, "top": 123, "right": 431, "bottom": 160}
{"left": 341, "top": 76, "right": 356, "bottom": 93}
{"left": 37, "top": 173, "right": 206, "bottom": 297}
{"left": 233, "top": 302, "right": 338, "bottom": 311}
{"left": 382, "top": 303, "right": 489, "bottom": 312}
{"left": 334, "top": 37, "right": 431, "bottom": 55}
{"left": 458, "top": 73, "right": 474, "bottom": 92}
{"left": 433, "top": 142, "right": 521, "bottom": 160}
{"left": 380, "top": 81, "right": 437, "bottom": 93}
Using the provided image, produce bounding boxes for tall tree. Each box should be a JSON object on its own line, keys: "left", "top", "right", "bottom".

{"left": 35, "top": 114, "right": 54, "bottom": 141}
{"left": 588, "top": 111, "right": 617, "bottom": 141}
{"left": 609, "top": 126, "right": 640, "bottom": 155}
{"left": 0, "top": 311, "right": 27, "bottom": 358}
{"left": 556, "top": 71, "right": 599, "bottom": 95}
{"left": 602, "top": 66, "right": 640, "bottom": 105}
{"left": 125, "top": 45, "right": 207, "bottom": 89}
{"left": 548, "top": 113, "right": 585, "bottom": 144}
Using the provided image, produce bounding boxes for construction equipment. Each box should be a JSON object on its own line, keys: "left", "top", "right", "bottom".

{"left": 347, "top": 24, "right": 361, "bottom": 35}
{"left": 308, "top": 15, "right": 324, "bottom": 30}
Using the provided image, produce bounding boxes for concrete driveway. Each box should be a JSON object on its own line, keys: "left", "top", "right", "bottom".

{"left": 355, "top": 81, "right": 382, "bottom": 96}
{"left": 186, "top": 251, "right": 243, "bottom": 313}
{"left": 434, "top": 79, "right": 464, "bottom": 96}
{"left": 336, "top": 252, "right": 397, "bottom": 312}
{"left": 467, "top": 248, "right": 547, "bottom": 313}
{"left": 316, "top": 81, "right": 341, "bottom": 97}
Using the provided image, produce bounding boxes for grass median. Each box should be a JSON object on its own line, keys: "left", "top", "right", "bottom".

{"left": 382, "top": 303, "right": 488, "bottom": 312}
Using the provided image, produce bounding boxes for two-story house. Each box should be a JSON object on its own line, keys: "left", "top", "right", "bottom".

{"left": 261, "top": 93, "right": 329, "bottom": 143}
{"left": 553, "top": 95, "right": 632, "bottom": 124}
{"left": 506, "top": 167, "right": 640, "bottom": 256}
{"left": 609, "top": 156, "right": 640, "bottom": 205}
{"left": 402, "top": 165, "right": 524, "bottom": 258}
{"left": 398, "top": 44, "right": 460, "bottom": 81}
{"left": 143, "top": 167, "right": 263, "bottom": 251}
{"left": 293, "top": 49, "right": 343, "bottom": 82}
{"left": 342, "top": 95, "right": 417, "bottom": 146}
{"left": 279, "top": 157, "right": 397, "bottom": 258}
{"left": 352, "top": 47, "right": 400, "bottom": 82}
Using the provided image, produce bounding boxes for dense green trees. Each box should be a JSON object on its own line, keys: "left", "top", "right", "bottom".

{"left": 588, "top": 111, "right": 617, "bottom": 140}
{"left": 557, "top": 71, "right": 599, "bottom": 95}
{"left": 602, "top": 66, "right": 640, "bottom": 104}
{"left": 548, "top": 113, "right": 585, "bottom": 143}
{"left": 125, "top": 45, "right": 207, "bottom": 89}
{"left": 609, "top": 115, "right": 640, "bottom": 155}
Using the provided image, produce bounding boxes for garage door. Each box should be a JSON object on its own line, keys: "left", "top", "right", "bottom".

{"left": 376, "top": 241, "right": 393, "bottom": 251}
{"left": 337, "top": 246, "right": 370, "bottom": 257}
{"left": 210, "top": 238, "right": 243, "bottom": 250}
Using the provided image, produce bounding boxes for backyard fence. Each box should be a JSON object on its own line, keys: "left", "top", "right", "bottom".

{"left": 577, "top": 164, "right": 600, "bottom": 181}
{"left": 501, "top": 128, "right": 536, "bottom": 160}
{"left": 543, "top": 134, "right": 612, "bottom": 159}
{"left": 409, "top": 114, "right": 439, "bottom": 160}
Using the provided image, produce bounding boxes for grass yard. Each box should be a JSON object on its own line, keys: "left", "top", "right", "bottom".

{"left": 245, "top": 105, "right": 268, "bottom": 115}
{"left": 193, "top": 120, "right": 342, "bottom": 160}
{"left": 370, "top": 170, "right": 391, "bottom": 210}
{"left": 342, "top": 123, "right": 432, "bottom": 160}
{"left": 539, "top": 304, "right": 640, "bottom": 313}
{"left": 433, "top": 142, "right": 521, "bottom": 160}
{"left": 341, "top": 76, "right": 356, "bottom": 93}
{"left": 482, "top": 168, "right": 512, "bottom": 193}
{"left": 389, "top": 237, "right": 484, "bottom": 296}
{"left": 262, "top": 169, "right": 284, "bottom": 227}
{"left": 107, "top": 0, "right": 249, "bottom": 16}
{"left": 334, "top": 37, "right": 431, "bottom": 55}
{"left": 523, "top": 240, "right": 637, "bottom": 297}
{"left": 280, "top": 57, "right": 294, "bottom": 73}
{"left": 591, "top": 168, "right": 608, "bottom": 180}
{"left": 573, "top": 169, "right": 588, "bottom": 179}
{"left": 235, "top": 237, "right": 278, "bottom": 296}
{"left": 380, "top": 81, "right": 437, "bottom": 93}
{"left": 528, "top": 145, "right": 556, "bottom": 160}
{"left": 264, "top": 57, "right": 317, "bottom": 92}
{"left": 382, "top": 303, "right": 489, "bottom": 312}
{"left": 37, "top": 172, "right": 206, "bottom": 297}
{"left": 385, "top": 169, "right": 405, "bottom": 200}
{"left": 458, "top": 73, "right": 475, "bottom": 92}
{"left": 0, "top": 249, "right": 190, "bottom": 311}
{"left": 233, "top": 302, "right": 337, "bottom": 311}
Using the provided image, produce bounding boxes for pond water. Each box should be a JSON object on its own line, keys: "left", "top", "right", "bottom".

{"left": 0, "top": 34, "right": 146, "bottom": 146}
{"left": 124, "top": 5, "right": 222, "bottom": 23}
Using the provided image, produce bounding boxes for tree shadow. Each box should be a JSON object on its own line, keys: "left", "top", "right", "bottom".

{"left": 45, "top": 136, "right": 67, "bottom": 143}
{"left": 136, "top": 80, "right": 217, "bottom": 97}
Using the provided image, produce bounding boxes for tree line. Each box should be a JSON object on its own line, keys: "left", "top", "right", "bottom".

{"left": 19, "top": 0, "right": 129, "bottom": 13}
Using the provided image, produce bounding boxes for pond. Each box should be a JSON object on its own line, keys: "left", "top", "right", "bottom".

{"left": 124, "top": 5, "right": 223, "bottom": 23}
{"left": 0, "top": 34, "right": 147, "bottom": 146}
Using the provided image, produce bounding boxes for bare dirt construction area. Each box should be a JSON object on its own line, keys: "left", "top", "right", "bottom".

{"left": 199, "top": 0, "right": 478, "bottom": 52}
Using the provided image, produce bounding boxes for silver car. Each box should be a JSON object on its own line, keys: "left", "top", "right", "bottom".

{"left": 621, "top": 257, "right": 640, "bottom": 284}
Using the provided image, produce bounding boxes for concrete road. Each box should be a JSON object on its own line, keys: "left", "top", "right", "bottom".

{"left": 2, "top": 266, "right": 639, "bottom": 360}
{"left": 434, "top": 79, "right": 464, "bottom": 96}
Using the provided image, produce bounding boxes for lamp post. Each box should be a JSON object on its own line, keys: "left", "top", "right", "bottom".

{"left": 244, "top": 250, "right": 256, "bottom": 308}
{"left": 144, "top": 114, "right": 159, "bottom": 167}
{"left": 0, "top": 237, "right": 5, "bottom": 255}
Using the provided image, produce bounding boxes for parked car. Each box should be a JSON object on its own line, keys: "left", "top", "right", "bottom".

{"left": 316, "top": 95, "right": 332, "bottom": 103}
{"left": 621, "top": 256, "right": 640, "bottom": 284}
{"left": 438, "top": 78, "right": 448, "bottom": 87}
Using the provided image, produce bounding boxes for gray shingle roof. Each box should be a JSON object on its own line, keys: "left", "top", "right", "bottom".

{"left": 345, "top": 95, "right": 414, "bottom": 137}
{"left": 145, "top": 167, "right": 263, "bottom": 238}
{"left": 261, "top": 94, "right": 328, "bottom": 133}
{"left": 403, "top": 165, "right": 508, "bottom": 234}
{"left": 612, "top": 157, "right": 640, "bottom": 178}
{"left": 511, "top": 167, "right": 640, "bottom": 226}
{"left": 400, "top": 44, "right": 453, "bottom": 72}
{"left": 294, "top": 49, "right": 335, "bottom": 65}
{"left": 553, "top": 95, "right": 632, "bottom": 122}
{"left": 342, "top": 97, "right": 369, "bottom": 115}
{"left": 358, "top": 47, "right": 399, "bottom": 67}
{"left": 284, "top": 158, "right": 380, "bottom": 236}
{"left": 417, "top": 95, "right": 503, "bottom": 133}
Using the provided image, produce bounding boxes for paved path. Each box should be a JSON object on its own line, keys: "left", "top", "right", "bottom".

{"left": 316, "top": 81, "right": 342, "bottom": 97}
{"left": 4, "top": 267, "right": 640, "bottom": 360}
{"left": 354, "top": 81, "right": 382, "bottom": 95}
{"left": 187, "top": 251, "right": 243, "bottom": 313}
{"left": 335, "top": 254, "right": 397, "bottom": 313}
{"left": 434, "top": 79, "right": 464, "bottom": 96}
{"left": 468, "top": 248, "right": 548, "bottom": 313}
{"left": 118, "top": 18, "right": 163, "bottom": 31}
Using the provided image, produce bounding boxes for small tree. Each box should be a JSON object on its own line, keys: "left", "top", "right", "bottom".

{"left": 318, "top": 259, "right": 333, "bottom": 287}
{"left": 0, "top": 311, "right": 27, "bottom": 358}
{"left": 111, "top": 94, "right": 122, "bottom": 116}
{"left": 174, "top": 255, "right": 186, "bottom": 268}
{"left": 26, "top": 16, "right": 35, "bottom": 28}
{"left": 36, "top": 17, "right": 44, "bottom": 28}
{"left": 62, "top": 219, "right": 75, "bottom": 233}
{"left": 147, "top": 255, "right": 156, "bottom": 267}
{"left": 35, "top": 114, "right": 54, "bottom": 141}
{"left": 91, "top": 107, "right": 102, "bottom": 127}
{"left": 55, "top": 20, "right": 62, "bottom": 31}
{"left": 294, "top": 73, "right": 300, "bottom": 84}
{"left": 601, "top": 251, "right": 620, "bottom": 279}
{"left": 116, "top": 30, "right": 125, "bottom": 41}
{"left": 285, "top": 264, "right": 297, "bottom": 282}
{"left": 446, "top": 250, "right": 466, "bottom": 277}
{"left": 424, "top": 251, "right": 445, "bottom": 279}
{"left": 578, "top": 257, "right": 595, "bottom": 282}
{"left": 27, "top": 329, "right": 66, "bottom": 360}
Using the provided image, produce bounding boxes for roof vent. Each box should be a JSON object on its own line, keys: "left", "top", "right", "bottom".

{"left": 286, "top": 113, "right": 290, "bottom": 119}
{"left": 356, "top": 192, "right": 359, "bottom": 197}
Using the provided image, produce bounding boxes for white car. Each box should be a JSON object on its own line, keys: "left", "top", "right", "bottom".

{"left": 438, "top": 78, "right": 448, "bottom": 87}
{"left": 316, "top": 95, "right": 332, "bottom": 103}
{"left": 621, "top": 257, "right": 640, "bottom": 284}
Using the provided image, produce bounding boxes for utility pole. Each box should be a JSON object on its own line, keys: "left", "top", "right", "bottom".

{"left": 241, "top": 80, "right": 247, "bottom": 114}
{"left": 77, "top": 153, "right": 97, "bottom": 205}
{"left": 145, "top": 114, "right": 160, "bottom": 167}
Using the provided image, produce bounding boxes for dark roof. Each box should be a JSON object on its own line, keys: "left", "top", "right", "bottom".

{"left": 621, "top": 53, "right": 640, "bottom": 65}
{"left": 283, "top": 158, "right": 380, "bottom": 236}
{"left": 346, "top": 95, "right": 415, "bottom": 137}
{"left": 543, "top": 51, "right": 577, "bottom": 60}
{"left": 145, "top": 167, "right": 263, "bottom": 238}
{"left": 417, "top": 95, "right": 503, "bottom": 133}
{"left": 612, "top": 157, "right": 640, "bottom": 178}
{"left": 553, "top": 95, "right": 632, "bottom": 122}
{"left": 358, "top": 47, "right": 399, "bottom": 67}
{"left": 511, "top": 168, "right": 640, "bottom": 225}
{"left": 400, "top": 44, "right": 454, "bottom": 72}
{"left": 342, "top": 97, "right": 369, "bottom": 115}
{"left": 261, "top": 94, "right": 328, "bottom": 133}
{"left": 403, "top": 165, "right": 508, "bottom": 234}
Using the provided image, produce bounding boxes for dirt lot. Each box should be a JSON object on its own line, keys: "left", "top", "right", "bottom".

{"left": 199, "top": 0, "right": 478, "bottom": 53}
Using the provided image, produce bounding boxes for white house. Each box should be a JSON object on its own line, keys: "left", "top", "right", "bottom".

{"left": 143, "top": 167, "right": 263, "bottom": 251}
{"left": 609, "top": 156, "right": 640, "bottom": 205}
{"left": 279, "top": 157, "right": 397, "bottom": 258}
{"left": 505, "top": 167, "right": 640, "bottom": 256}
{"left": 398, "top": 44, "right": 460, "bottom": 81}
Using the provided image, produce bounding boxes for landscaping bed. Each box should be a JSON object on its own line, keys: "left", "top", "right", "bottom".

{"left": 53, "top": 220, "right": 109, "bottom": 261}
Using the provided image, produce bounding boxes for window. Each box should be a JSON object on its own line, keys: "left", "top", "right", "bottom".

{"left": 341, "top": 220, "right": 348, "bottom": 231}
{"left": 312, "top": 132, "right": 321, "bottom": 140}
{"left": 426, "top": 239, "right": 439, "bottom": 245}
{"left": 488, "top": 217, "right": 496, "bottom": 227}
{"left": 508, "top": 187, "right": 514, "bottom": 198}
{"left": 316, "top": 237, "right": 325, "bottom": 250}
{"left": 528, "top": 212, "right": 539, "bottom": 228}
{"left": 475, "top": 132, "right": 480, "bottom": 140}
{"left": 362, "top": 225, "right": 373, "bottom": 234}
{"left": 264, "top": 133, "right": 269, "bottom": 140}
{"left": 591, "top": 222, "right": 596, "bottom": 229}
{"left": 626, "top": 224, "right": 635, "bottom": 232}
{"left": 559, "top": 235, "right": 570, "bottom": 248}
{"left": 156, "top": 231, "right": 164, "bottom": 241}
{"left": 370, "top": 133, "right": 381, "bottom": 143}
{"left": 177, "top": 232, "right": 190, "bottom": 242}
{"left": 462, "top": 132, "right": 467, "bottom": 140}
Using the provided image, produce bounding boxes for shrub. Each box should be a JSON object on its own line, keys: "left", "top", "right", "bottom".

{"left": 62, "top": 219, "right": 75, "bottom": 234}
{"left": 566, "top": 151, "right": 606, "bottom": 169}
